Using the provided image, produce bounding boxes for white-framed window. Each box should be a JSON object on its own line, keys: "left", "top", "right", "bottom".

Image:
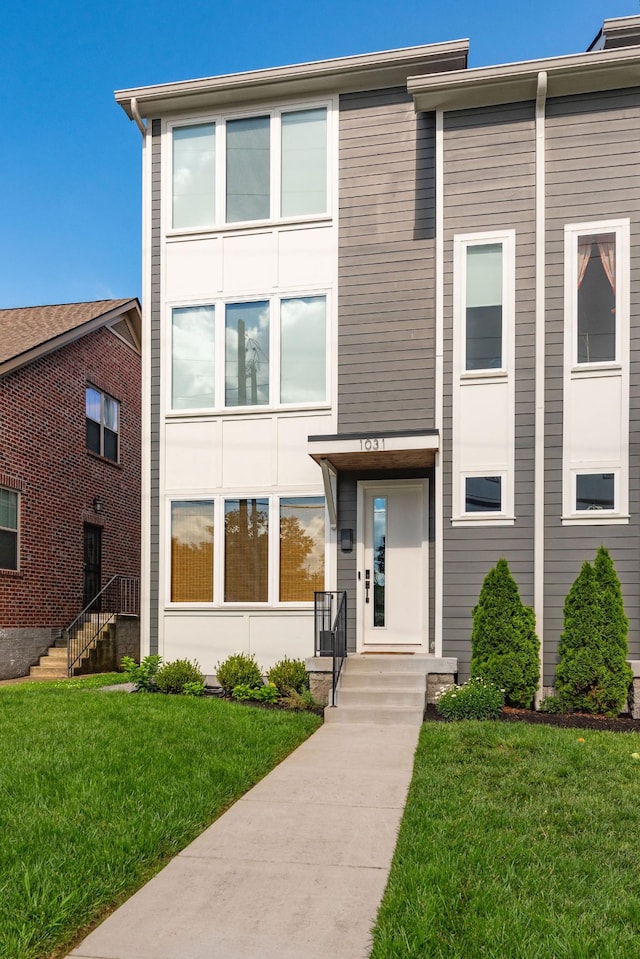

{"left": 169, "top": 104, "right": 329, "bottom": 231}
{"left": 169, "top": 293, "right": 327, "bottom": 413}
{"left": 452, "top": 230, "right": 515, "bottom": 526}
{"left": 0, "top": 488, "right": 18, "bottom": 571}
{"left": 565, "top": 221, "right": 628, "bottom": 368}
{"left": 167, "top": 495, "right": 326, "bottom": 606}
{"left": 86, "top": 386, "right": 119, "bottom": 462}
{"left": 562, "top": 220, "right": 630, "bottom": 525}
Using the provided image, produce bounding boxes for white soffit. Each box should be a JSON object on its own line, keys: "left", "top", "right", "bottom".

{"left": 409, "top": 45, "right": 640, "bottom": 112}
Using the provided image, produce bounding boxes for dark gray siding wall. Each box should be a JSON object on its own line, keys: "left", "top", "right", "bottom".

{"left": 149, "top": 119, "right": 162, "bottom": 654}
{"left": 337, "top": 468, "right": 435, "bottom": 652}
{"left": 544, "top": 89, "right": 640, "bottom": 682}
{"left": 338, "top": 88, "right": 436, "bottom": 432}
{"left": 442, "top": 103, "right": 536, "bottom": 678}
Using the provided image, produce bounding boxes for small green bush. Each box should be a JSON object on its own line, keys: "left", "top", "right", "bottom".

{"left": 538, "top": 696, "right": 564, "bottom": 714}
{"left": 232, "top": 682, "right": 280, "bottom": 704}
{"left": 216, "top": 653, "right": 262, "bottom": 695}
{"left": 155, "top": 659, "right": 204, "bottom": 695}
{"left": 435, "top": 677, "right": 504, "bottom": 721}
{"left": 267, "top": 657, "right": 309, "bottom": 695}
{"left": 182, "top": 681, "right": 205, "bottom": 697}
{"left": 555, "top": 547, "right": 633, "bottom": 716}
{"left": 121, "top": 655, "right": 162, "bottom": 692}
{"left": 280, "top": 688, "right": 323, "bottom": 712}
{"left": 470, "top": 558, "right": 540, "bottom": 708}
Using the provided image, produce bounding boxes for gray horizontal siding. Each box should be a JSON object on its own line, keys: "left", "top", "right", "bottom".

{"left": 338, "top": 87, "right": 436, "bottom": 432}
{"left": 543, "top": 88, "right": 640, "bottom": 684}
{"left": 442, "top": 102, "right": 536, "bottom": 679}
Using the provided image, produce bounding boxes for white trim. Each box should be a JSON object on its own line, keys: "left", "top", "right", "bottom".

{"left": 0, "top": 487, "right": 20, "bottom": 573}
{"left": 562, "top": 218, "right": 630, "bottom": 525}
{"left": 356, "top": 479, "right": 429, "bottom": 654}
{"left": 452, "top": 229, "right": 516, "bottom": 524}
{"left": 434, "top": 109, "right": 444, "bottom": 658}
{"left": 308, "top": 432, "right": 438, "bottom": 457}
{"left": 140, "top": 126, "right": 152, "bottom": 658}
{"left": 534, "top": 70, "right": 547, "bottom": 705}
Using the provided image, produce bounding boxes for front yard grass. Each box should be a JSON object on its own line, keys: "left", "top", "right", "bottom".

{"left": 371, "top": 721, "right": 640, "bottom": 959}
{"left": 0, "top": 675, "right": 321, "bottom": 959}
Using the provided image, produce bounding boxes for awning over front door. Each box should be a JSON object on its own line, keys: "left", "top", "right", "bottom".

{"left": 307, "top": 429, "right": 439, "bottom": 529}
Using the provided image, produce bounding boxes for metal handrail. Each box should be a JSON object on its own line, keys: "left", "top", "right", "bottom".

{"left": 314, "top": 590, "right": 347, "bottom": 706}
{"left": 66, "top": 575, "right": 140, "bottom": 675}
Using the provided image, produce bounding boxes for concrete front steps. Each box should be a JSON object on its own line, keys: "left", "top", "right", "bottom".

{"left": 29, "top": 645, "right": 68, "bottom": 679}
{"left": 324, "top": 654, "right": 430, "bottom": 725}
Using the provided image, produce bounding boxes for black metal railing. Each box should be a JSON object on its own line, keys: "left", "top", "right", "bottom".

{"left": 314, "top": 590, "right": 347, "bottom": 706}
{"left": 66, "top": 575, "right": 140, "bottom": 676}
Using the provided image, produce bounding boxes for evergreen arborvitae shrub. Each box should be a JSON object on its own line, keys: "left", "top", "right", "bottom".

{"left": 469, "top": 557, "right": 540, "bottom": 708}
{"left": 556, "top": 548, "right": 632, "bottom": 716}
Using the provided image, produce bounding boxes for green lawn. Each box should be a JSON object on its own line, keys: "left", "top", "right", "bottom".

{"left": 371, "top": 721, "right": 640, "bottom": 959}
{"left": 0, "top": 675, "right": 321, "bottom": 959}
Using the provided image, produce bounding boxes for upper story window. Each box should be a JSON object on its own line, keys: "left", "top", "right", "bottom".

{"left": 577, "top": 233, "right": 616, "bottom": 363}
{"left": 86, "top": 386, "right": 119, "bottom": 462}
{"left": 170, "top": 294, "right": 327, "bottom": 412}
{"left": 0, "top": 489, "right": 18, "bottom": 571}
{"left": 465, "top": 242, "right": 504, "bottom": 371}
{"left": 170, "top": 106, "right": 328, "bottom": 231}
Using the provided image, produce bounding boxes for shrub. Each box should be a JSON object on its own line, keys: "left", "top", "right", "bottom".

{"left": 538, "top": 696, "right": 564, "bottom": 714}
{"left": 470, "top": 558, "right": 540, "bottom": 708}
{"left": 216, "top": 653, "right": 262, "bottom": 695}
{"left": 267, "top": 657, "right": 309, "bottom": 695}
{"left": 232, "top": 682, "right": 280, "bottom": 704}
{"left": 280, "top": 689, "right": 323, "bottom": 713}
{"left": 182, "top": 681, "right": 205, "bottom": 697}
{"left": 155, "top": 659, "right": 204, "bottom": 695}
{"left": 435, "top": 676, "right": 504, "bottom": 721}
{"left": 120, "top": 655, "right": 162, "bottom": 692}
{"left": 555, "top": 548, "right": 633, "bottom": 716}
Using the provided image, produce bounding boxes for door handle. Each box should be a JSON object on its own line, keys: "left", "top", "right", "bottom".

{"left": 365, "top": 569, "right": 370, "bottom": 604}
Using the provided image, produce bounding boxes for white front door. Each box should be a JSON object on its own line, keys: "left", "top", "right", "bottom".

{"left": 359, "top": 480, "right": 428, "bottom": 649}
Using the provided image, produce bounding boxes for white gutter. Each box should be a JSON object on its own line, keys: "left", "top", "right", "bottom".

{"left": 319, "top": 459, "right": 337, "bottom": 530}
{"left": 434, "top": 109, "right": 444, "bottom": 658}
{"left": 131, "top": 97, "right": 146, "bottom": 137}
{"left": 534, "top": 70, "right": 547, "bottom": 706}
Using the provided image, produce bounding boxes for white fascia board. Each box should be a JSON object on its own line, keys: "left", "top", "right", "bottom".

{"left": 308, "top": 433, "right": 439, "bottom": 457}
{"left": 115, "top": 40, "right": 468, "bottom": 119}
{"left": 409, "top": 45, "right": 640, "bottom": 112}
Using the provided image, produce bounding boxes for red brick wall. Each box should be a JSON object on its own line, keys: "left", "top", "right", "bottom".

{"left": 0, "top": 327, "right": 141, "bottom": 629}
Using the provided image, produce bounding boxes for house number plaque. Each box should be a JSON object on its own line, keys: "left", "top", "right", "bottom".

{"left": 360, "top": 438, "right": 385, "bottom": 451}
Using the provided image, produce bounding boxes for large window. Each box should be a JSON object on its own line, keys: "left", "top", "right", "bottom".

{"left": 465, "top": 242, "right": 503, "bottom": 371}
{"left": 170, "top": 106, "right": 328, "bottom": 230}
{"left": 169, "top": 496, "right": 325, "bottom": 604}
{"left": 170, "top": 295, "right": 326, "bottom": 411}
{"left": 170, "top": 501, "right": 214, "bottom": 602}
{"left": 576, "top": 233, "right": 616, "bottom": 364}
{"left": 86, "top": 387, "right": 119, "bottom": 462}
{"left": 0, "top": 489, "right": 18, "bottom": 571}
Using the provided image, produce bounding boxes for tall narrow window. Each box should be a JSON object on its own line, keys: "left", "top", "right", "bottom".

{"left": 279, "top": 497, "right": 325, "bottom": 601}
{"left": 281, "top": 108, "right": 327, "bottom": 217}
{"left": 577, "top": 233, "right": 616, "bottom": 363}
{"left": 170, "top": 501, "right": 214, "bottom": 602}
{"left": 225, "top": 302, "right": 269, "bottom": 407}
{"left": 172, "top": 306, "right": 215, "bottom": 410}
{"left": 280, "top": 296, "right": 326, "bottom": 403}
{"left": 465, "top": 243, "right": 503, "bottom": 370}
{"left": 225, "top": 499, "right": 269, "bottom": 602}
{"left": 373, "top": 496, "right": 386, "bottom": 627}
{"left": 86, "top": 387, "right": 119, "bottom": 462}
{"left": 172, "top": 124, "right": 216, "bottom": 229}
{"left": 0, "top": 489, "right": 18, "bottom": 571}
{"left": 226, "top": 116, "right": 270, "bottom": 223}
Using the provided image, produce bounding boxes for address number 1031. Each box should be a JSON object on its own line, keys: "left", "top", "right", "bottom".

{"left": 360, "top": 438, "right": 385, "bottom": 451}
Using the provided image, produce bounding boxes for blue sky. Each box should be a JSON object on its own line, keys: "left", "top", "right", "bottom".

{"left": 0, "top": 0, "right": 637, "bottom": 309}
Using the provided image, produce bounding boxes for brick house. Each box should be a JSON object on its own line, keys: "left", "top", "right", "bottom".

{"left": 0, "top": 299, "right": 142, "bottom": 678}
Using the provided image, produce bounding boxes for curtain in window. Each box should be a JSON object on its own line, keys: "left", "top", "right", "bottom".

{"left": 597, "top": 236, "right": 616, "bottom": 293}
{"left": 171, "top": 502, "right": 214, "bottom": 602}
{"left": 224, "top": 499, "right": 269, "bottom": 601}
{"left": 577, "top": 236, "right": 591, "bottom": 288}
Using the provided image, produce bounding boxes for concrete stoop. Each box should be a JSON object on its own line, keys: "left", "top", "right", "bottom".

{"left": 324, "top": 655, "right": 431, "bottom": 725}
{"left": 29, "top": 618, "right": 115, "bottom": 679}
{"left": 28, "top": 645, "right": 68, "bottom": 679}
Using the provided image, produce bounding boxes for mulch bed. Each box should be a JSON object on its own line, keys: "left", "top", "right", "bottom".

{"left": 423, "top": 703, "right": 640, "bottom": 733}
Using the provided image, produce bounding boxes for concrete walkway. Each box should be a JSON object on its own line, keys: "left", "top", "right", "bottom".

{"left": 67, "top": 721, "right": 420, "bottom": 959}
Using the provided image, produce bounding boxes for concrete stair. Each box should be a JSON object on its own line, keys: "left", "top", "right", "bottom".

{"left": 324, "top": 654, "right": 429, "bottom": 725}
{"left": 29, "top": 645, "right": 68, "bottom": 679}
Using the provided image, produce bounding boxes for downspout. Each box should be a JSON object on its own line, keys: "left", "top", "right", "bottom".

{"left": 534, "top": 71, "right": 547, "bottom": 706}
{"left": 131, "top": 97, "right": 147, "bottom": 137}
{"left": 434, "top": 109, "right": 444, "bottom": 657}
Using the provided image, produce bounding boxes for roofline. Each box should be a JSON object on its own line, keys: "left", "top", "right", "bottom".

{"left": 409, "top": 44, "right": 640, "bottom": 112}
{"left": 115, "top": 39, "right": 469, "bottom": 119}
{"left": 0, "top": 299, "right": 141, "bottom": 378}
